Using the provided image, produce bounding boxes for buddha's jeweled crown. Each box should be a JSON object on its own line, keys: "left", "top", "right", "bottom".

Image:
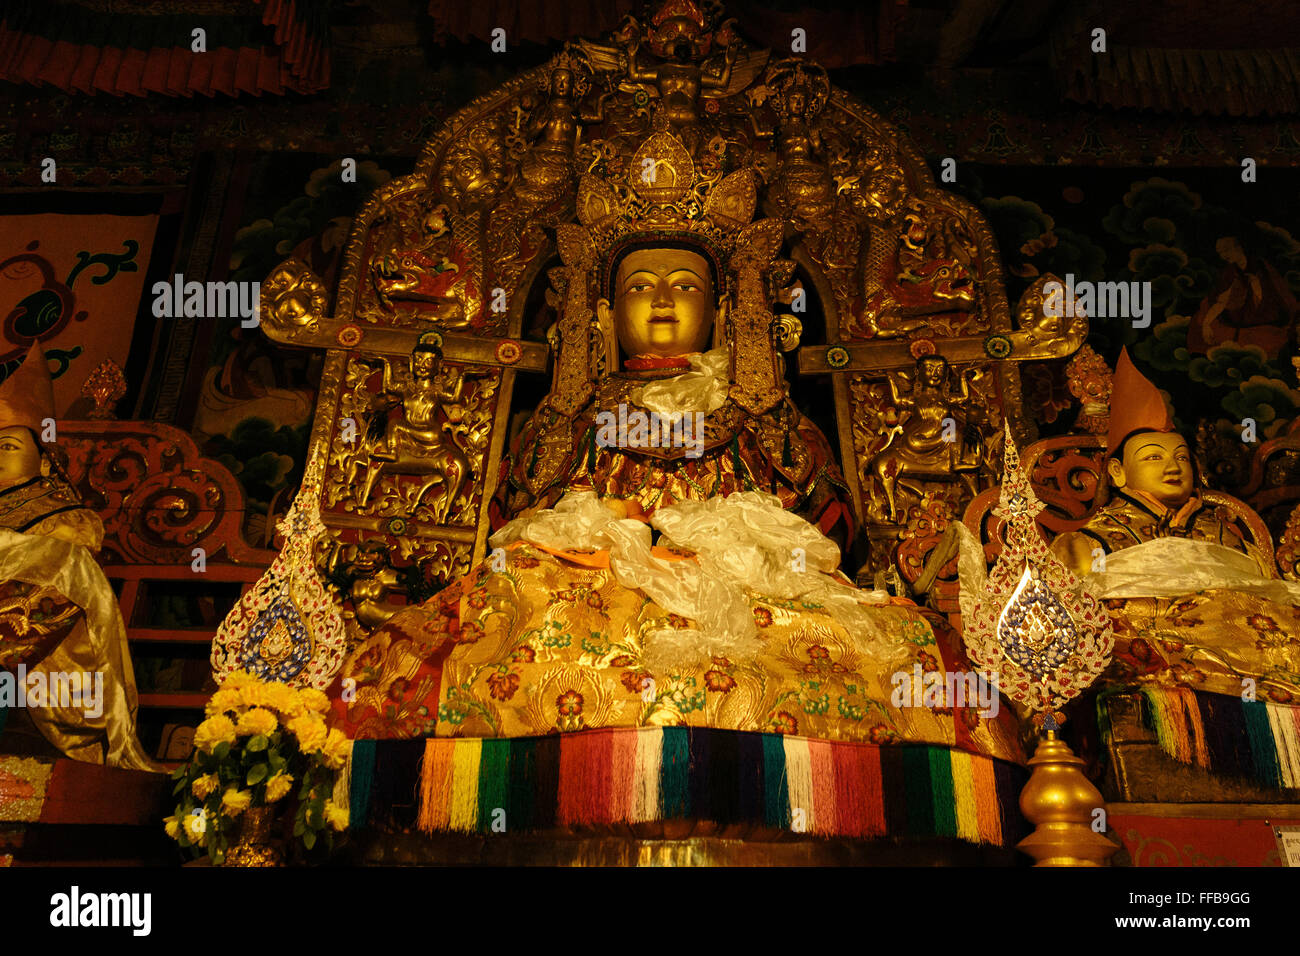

{"left": 576, "top": 131, "right": 758, "bottom": 293}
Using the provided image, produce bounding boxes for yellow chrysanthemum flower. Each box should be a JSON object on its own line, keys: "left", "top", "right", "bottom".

{"left": 265, "top": 771, "right": 294, "bottom": 803}
{"left": 237, "top": 681, "right": 279, "bottom": 711}
{"left": 184, "top": 810, "right": 208, "bottom": 845}
{"left": 163, "top": 816, "right": 181, "bottom": 840}
{"left": 236, "top": 707, "right": 279, "bottom": 738}
{"left": 298, "top": 688, "right": 331, "bottom": 715}
{"left": 221, "top": 788, "right": 252, "bottom": 817}
{"left": 287, "top": 714, "right": 328, "bottom": 754}
{"left": 323, "top": 799, "right": 349, "bottom": 832}
{"left": 191, "top": 773, "right": 220, "bottom": 800}
{"left": 322, "top": 728, "right": 352, "bottom": 770}
{"left": 205, "top": 687, "right": 242, "bottom": 718}
{"left": 223, "top": 671, "right": 256, "bottom": 691}
{"left": 192, "top": 714, "right": 237, "bottom": 754}
{"left": 264, "top": 681, "right": 300, "bottom": 715}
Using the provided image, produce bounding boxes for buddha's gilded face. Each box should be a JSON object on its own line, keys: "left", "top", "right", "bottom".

{"left": 597, "top": 248, "right": 716, "bottom": 360}
{"left": 1109, "top": 431, "right": 1194, "bottom": 508}
{"left": 0, "top": 426, "right": 41, "bottom": 487}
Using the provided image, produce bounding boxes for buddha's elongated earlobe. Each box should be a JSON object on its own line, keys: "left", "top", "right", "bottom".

{"left": 1106, "top": 457, "right": 1125, "bottom": 489}
{"left": 712, "top": 296, "right": 729, "bottom": 350}
{"left": 39, "top": 456, "right": 50, "bottom": 477}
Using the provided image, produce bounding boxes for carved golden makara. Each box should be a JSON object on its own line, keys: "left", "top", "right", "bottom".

{"left": 259, "top": 0, "right": 1086, "bottom": 624}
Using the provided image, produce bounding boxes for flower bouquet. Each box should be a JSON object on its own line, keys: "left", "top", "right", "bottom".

{"left": 165, "top": 671, "right": 351, "bottom": 865}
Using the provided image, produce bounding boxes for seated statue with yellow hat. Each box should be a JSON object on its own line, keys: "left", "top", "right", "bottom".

{"left": 1051, "top": 348, "right": 1300, "bottom": 704}
{"left": 0, "top": 343, "right": 160, "bottom": 771}
{"left": 329, "top": 131, "right": 1021, "bottom": 762}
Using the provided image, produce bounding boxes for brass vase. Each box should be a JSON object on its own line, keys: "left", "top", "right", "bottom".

{"left": 224, "top": 805, "right": 285, "bottom": 867}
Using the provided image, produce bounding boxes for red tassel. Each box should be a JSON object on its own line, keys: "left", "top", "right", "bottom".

{"left": 807, "top": 738, "right": 837, "bottom": 835}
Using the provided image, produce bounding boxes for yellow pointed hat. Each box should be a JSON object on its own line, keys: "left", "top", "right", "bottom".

{"left": 1106, "top": 347, "right": 1173, "bottom": 456}
{"left": 0, "top": 343, "right": 55, "bottom": 432}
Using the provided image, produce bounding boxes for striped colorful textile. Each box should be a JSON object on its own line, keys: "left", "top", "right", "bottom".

{"left": 1100, "top": 687, "right": 1300, "bottom": 790}
{"left": 347, "top": 729, "right": 1028, "bottom": 846}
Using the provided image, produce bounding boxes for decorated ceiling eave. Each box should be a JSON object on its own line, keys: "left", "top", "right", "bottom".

{"left": 1051, "top": 0, "right": 1300, "bottom": 117}
{"left": 0, "top": 0, "right": 330, "bottom": 97}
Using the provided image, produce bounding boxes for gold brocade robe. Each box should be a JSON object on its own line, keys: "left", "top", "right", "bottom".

{"left": 0, "top": 477, "right": 160, "bottom": 771}
{"left": 1052, "top": 491, "right": 1300, "bottom": 704}
{"left": 1051, "top": 489, "right": 1268, "bottom": 575}
{"left": 331, "top": 540, "right": 1024, "bottom": 763}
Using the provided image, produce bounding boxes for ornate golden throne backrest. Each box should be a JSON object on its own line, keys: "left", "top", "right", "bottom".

{"left": 257, "top": 0, "right": 1083, "bottom": 608}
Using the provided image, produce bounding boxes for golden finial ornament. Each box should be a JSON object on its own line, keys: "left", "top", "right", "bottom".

{"left": 960, "top": 423, "right": 1118, "bottom": 865}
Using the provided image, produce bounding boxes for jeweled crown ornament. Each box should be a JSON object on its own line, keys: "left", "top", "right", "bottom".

{"left": 961, "top": 422, "right": 1113, "bottom": 728}
{"left": 574, "top": 130, "right": 762, "bottom": 294}
{"left": 211, "top": 449, "right": 346, "bottom": 688}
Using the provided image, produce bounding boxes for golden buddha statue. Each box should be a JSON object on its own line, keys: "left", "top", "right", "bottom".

{"left": 327, "top": 131, "right": 1022, "bottom": 765}
{"left": 1050, "top": 348, "right": 1300, "bottom": 703}
{"left": 0, "top": 344, "right": 160, "bottom": 771}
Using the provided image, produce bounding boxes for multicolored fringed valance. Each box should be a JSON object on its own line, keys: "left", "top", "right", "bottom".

{"left": 346, "top": 729, "right": 1028, "bottom": 846}
{"left": 1100, "top": 687, "right": 1300, "bottom": 790}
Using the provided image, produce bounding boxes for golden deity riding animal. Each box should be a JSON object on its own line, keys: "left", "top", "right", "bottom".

{"left": 867, "top": 354, "right": 988, "bottom": 523}
{"left": 347, "top": 333, "right": 472, "bottom": 522}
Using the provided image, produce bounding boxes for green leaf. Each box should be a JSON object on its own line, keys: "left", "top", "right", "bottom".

{"left": 302, "top": 829, "right": 316, "bottom": 850}
{"left": 172, "top": 778, "right": 188, "bottom": 796}
{"left": 293, "top": 818, "right": 306, "bottom": 837}
{"left": 247, "top": 734, "right": 269, "bottom": 753}
{"left": 213, "top": 741, "right": 231, "bottom": 761}
{"left": 246, "top": 763, "right": 269, "bottom": 786}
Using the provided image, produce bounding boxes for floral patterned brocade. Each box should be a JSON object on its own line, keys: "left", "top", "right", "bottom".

{"left": 1103, "top": 590, "right": 1300, "bottom": 703}
{"left": 331, "top": 544, "right": 1024, "bottom": 764}
{"left": 0, "top": 580, "right": 84, "bottom": 673}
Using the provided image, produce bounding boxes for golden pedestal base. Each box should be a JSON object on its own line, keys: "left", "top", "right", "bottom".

{"left": 1017, "top": 731, "right": 1119, "bottom": 867}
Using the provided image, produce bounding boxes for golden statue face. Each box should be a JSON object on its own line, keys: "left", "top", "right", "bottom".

{"left": 0, "top": 426, "right": 41, "bottom": 487}
{"left": 918, "top": 357, "right": 947, "bottom": 387}
{"left": 597, "top": 248, "right": 716, "bottom": 360}
{"left": 1109, "top": 431, "right": 1194, "bottom": 508}
{"left": 413, "top": 349, "right": 439, "bottom": 378}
